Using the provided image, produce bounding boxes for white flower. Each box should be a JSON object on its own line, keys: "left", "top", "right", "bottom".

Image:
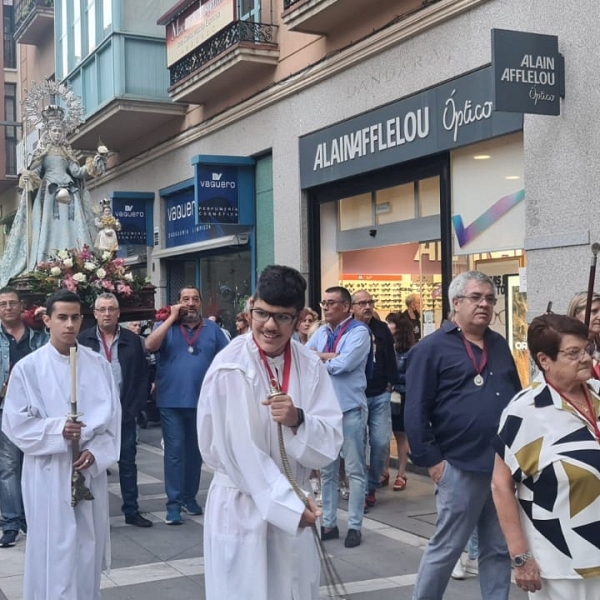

{"left": 63, "top": 258, "right": 73, "bottom": 268}
{"left": 124, "top": 272, "right": 134, "bottom": 281}
{"left": 102, "top": 251, "right": 112, "bottom": 261}
{"left": 50, "top": 266, "right": 61, "bottom": 276}
{"left": 73, "top": 273, "right": 86, "bottom": 283}
{"left": 96, "top": 268, "right": 106, "bottom": 279}
{"left": 57, "top": 250, "right": 69, "bottom": 260}
{"left": 84, "top": 261, "right": 96, "bottom": 271}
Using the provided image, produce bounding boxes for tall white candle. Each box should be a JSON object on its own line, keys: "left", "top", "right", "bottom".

{"left": 70, "top": 346, "right": 76, "bottom": 413}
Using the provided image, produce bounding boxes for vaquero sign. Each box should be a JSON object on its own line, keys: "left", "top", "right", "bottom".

{"left": 299, "top": 66, "right": 522, "bottom": 188}
{"left": 491, "top": 28, "right": 564, "bottom": 116}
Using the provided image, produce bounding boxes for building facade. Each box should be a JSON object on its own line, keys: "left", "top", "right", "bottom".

{"left": 3, "top": 0, "right": 600, "bottom": 347}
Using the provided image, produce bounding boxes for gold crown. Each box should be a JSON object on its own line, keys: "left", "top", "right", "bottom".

{"left": 100, "top": 197, "right": 111, "bottom": 209}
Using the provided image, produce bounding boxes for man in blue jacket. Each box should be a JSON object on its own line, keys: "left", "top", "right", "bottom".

{"left": 0, "top": 286, "right": 48, "bottom": 547}
{"left": 78, "top": 292, "right": 152, "bottom": 527}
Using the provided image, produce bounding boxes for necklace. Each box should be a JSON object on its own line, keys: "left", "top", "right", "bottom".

{"left": 179, "top": 322, "right": 203, "bottom": 354}
{"left": 548, "top": 381, "right": 600, "bottom": 439}
{"left": 456, "top": 326, "right": 487, "bottom": 387}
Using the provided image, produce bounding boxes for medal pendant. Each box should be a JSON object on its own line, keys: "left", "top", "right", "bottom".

{"left": 187, "top": 346, "right": 194, "bottom": 354}
{"left": 474, "top": 374, "right": 484, "bottom": 386}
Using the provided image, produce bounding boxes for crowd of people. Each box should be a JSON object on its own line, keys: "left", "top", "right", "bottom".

{"left": 1, "top": 267, "right": 600, "bottom": 599}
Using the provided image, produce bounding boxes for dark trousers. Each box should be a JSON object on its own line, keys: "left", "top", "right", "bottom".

{"left": 119, "top": 419, "right": 139, "bottom": 517}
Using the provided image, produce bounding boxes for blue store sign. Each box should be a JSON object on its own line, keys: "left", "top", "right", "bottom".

{"left": 111, "top": 193, "right": 153, "bottom": 245}
{"left": 196, "top": 165, "right": 239, "bottom": 224}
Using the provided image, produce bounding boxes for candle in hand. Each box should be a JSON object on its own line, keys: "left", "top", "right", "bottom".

{"left": 70, "top": 346, "right": 77, "bottom": 412}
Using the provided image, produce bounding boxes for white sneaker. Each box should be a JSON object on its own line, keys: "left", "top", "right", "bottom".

{"left": 464, "top": 557, "right": 478, "bottom": 575}
{"left": 451, "top": 557, "right": 466, "bottom": 580}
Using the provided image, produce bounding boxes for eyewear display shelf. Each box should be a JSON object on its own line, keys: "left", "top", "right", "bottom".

{"left": 339, "top": 274, "right": 442, "bottom": 315}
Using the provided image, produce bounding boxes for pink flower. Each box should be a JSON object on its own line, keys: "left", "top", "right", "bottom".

{"left": 101, "top": 279, "right": 115, "bottom": 292}
{"left": 63, "top": 274, "right": 78, "bottom": 292}
{"left": 117, "top": 282, "right": 132, "bottom": 296}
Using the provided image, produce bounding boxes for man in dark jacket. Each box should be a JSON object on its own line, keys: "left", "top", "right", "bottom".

{"left": 78, "top": 292, "right": 151, "bottom": 527}
{"left": 352, "top": 290, "right": 398, "bottom": 507}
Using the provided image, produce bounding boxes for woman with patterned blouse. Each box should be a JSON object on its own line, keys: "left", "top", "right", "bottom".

{"left": 492, "top": 314, "right": 600, "bottom": 599}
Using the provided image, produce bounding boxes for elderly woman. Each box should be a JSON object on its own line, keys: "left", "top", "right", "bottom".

{"left": 567, "top": 291, "right": 600, "bottom": 379}
{"left": 492, "top": 314, "right": 600, "bottom": 599}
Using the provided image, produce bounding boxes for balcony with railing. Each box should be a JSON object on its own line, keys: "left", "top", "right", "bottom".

{"left": 165, "top": 19, "right": 279, "bottom": 105}
{"left": 282, "top": 0, "right": 404, "bottom": 35}
{"left": 14, "top": 0, "right": 54, "bottom": 46}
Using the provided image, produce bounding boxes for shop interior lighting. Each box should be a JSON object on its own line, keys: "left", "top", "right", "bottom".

{"left": 473, "top": 154, "right": 491, "bottom": 160}
{"left": 505, "top": 175, "right": 521, "bottom": 180}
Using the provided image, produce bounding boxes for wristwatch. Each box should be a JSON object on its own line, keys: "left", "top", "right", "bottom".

{"left": 512, "top": 551, "right": 532, "bottom": 568}
{"left": 292, "top": 407, "right": 305, "bottom": 429}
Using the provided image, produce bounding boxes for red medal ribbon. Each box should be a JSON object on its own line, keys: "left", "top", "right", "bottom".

{"left": 324, "top": 318, "right": 353, "bottom": 353}
{"left": 99, "top": 330, "right": 115, "bottom": 363}
{"left": 179, "top": 322, "right": 203, "bottom": 351}
{"left": 459, "top": 332, "right": 488, "bottom": 378}
{"left": 255, "top": 340, "right": 292, "bottom": 393}
{"left": 548, "top": 381, "right": 600, "bottom": 439}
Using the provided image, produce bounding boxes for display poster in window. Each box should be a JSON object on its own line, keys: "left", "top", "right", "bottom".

{"left": 506, "top": 274, "right": 529, "bottom": 387}
{"left": 112, "top": 198, "right": 147, "bottom": 245}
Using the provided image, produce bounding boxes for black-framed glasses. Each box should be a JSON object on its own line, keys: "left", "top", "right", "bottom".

{"left": 94, "top": 307, "right": 119, "bottom": 314}
{"left": 456, "top": 294, "right": 497, "bottom": 306}
{"left": 320, "top": 300, "right": 345, "bottom": 308}
{"left": 352, "top": 300, "right": 376, "bottom": 308}
{"left": 250, "top": 308, "right": 297, "bottom": 326}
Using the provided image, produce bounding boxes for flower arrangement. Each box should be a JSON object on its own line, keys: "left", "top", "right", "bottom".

{"left": 29, "top": 246, "right": 150, "bottom": 308}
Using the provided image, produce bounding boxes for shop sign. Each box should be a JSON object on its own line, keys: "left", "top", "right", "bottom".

{"left": 112, "top": 196, "right": 152, "bottom": 245}
{"left": 196, "top": 165, "right": 239, "bottom": 225}
{"left": 163, "top": 0, "right": 235, "bottom": 67}
{"left": 492, "top": 28, "right": 564, "bottom": 116}
{"left": 299, "top": 67, "right": 522, "bottom": 188}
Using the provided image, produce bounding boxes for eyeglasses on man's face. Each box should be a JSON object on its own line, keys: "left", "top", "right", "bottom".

{"left": 0, "top": 300, "right": 20, "bottom": 309}
{"left": 558, "top": 347, "right": 590, "bottom": 361}
{"left": 95, "top": 307, "right": 119, "bottom": 314}
{"left": 250, "top": 308, "right": 296, "bottom": 326}
{"left": 457, "top": 294, "right": 497, "bottom": 306}
{"left": 320, "top": 300, "right": 345, "bottom": 308}
{"left": 352, "top": 300, "right": 375, "bottom": 308}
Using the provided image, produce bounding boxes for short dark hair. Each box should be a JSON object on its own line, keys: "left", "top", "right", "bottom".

{"left": 325, "top": 286, "right": 351, "bottom": 305}
{"left": 46, "top": 290, "right": 81, "bottom": 316}
{"left": 254, "top": 265, "right": 307, "bottom": 312}
{"left": 528, "top": 313, "right": 589, "bottom": 369}
{"left": 178, "top": 286, "right": 202, "bottom": 301}
{"left": 0, "top": 286, "right": 20, "bottom": 300}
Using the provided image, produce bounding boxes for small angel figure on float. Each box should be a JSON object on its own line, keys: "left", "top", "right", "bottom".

{"left": 94, "top": 198, "right": 121, "bottom": 254}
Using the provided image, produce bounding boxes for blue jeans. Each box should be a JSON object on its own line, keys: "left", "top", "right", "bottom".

{"left": 119, "top": 419, "right": 139, "bottom": 517}
{"left": 321, "top": 407, "right": 367, "bottom": 531}
{"left": 160, "top": 408, "right": 202, "bottom": 512}
{"left": 366, "top": 392, "right": 391, "bottom": 491}
{"left": 412, "top": 461, "right": 510, "bottom": 600}
{"left": 0, "top": 410, "right": 25, "bottom": 533}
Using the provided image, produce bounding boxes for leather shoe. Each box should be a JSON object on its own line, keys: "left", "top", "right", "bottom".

{"left": 344, "top": 528, "right": 361, "bottom": 548}
{"left": 320, "top": 525, "right": 339, "bottom": 540}
{"left": 125, "top": 513, "right": 153, "bottom": 528}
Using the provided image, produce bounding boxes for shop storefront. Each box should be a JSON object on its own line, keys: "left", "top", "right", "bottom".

{"left": 153, "top": 155, "right": 256, "bottom": 336}
{"left": 301, "top": 66, "right": 529, "bottom": 381}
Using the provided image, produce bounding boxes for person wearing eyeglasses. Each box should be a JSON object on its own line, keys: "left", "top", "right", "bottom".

{"left": 78, "top": 293, "right": 152, "bottom": 528}
{"left": 145, "top": 286, "right": 228, "bottom": 525}
{"left": 492, "top": 314, "right": 600, "bottom": 599}
{"left": 197, "top": 266, "right": 343, "bottom": 600}
{"left": 351, "top": 290, "right": 397, "bottom": 507}
{"left": 0, "top": 286, "right": 48, "bottom": 547}
{"left": 405, "top": 271, "right": 521, "bottom": 600}
{"left": 306, "top": 286, "right": 372, "bottom": 548}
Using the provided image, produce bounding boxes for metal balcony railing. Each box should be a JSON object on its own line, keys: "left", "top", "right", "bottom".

{"left": 169, "top": 20, "right": 278, "bottom": 87}
{"left": 283, "top": 0, "right": 303, "bottom": 8}
{"left": 14, "top": 0, "right": 54, "bottom": 32}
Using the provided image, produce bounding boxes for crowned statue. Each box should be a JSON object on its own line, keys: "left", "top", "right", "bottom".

{"left": 0, "top": 80, "right": 108, "bottom": 286}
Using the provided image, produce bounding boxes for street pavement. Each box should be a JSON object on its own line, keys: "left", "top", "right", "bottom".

{"left": 0, "top": 424, "right": 527, "bottom": 599}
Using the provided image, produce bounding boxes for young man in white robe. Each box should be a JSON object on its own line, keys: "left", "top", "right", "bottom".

{"left": 197, "top": 265, "right": 344, "bottom": 600}
{"left": 1, "top": 290, "right": 121, "bottom": 600}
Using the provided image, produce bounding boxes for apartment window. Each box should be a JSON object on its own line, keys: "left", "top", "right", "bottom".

{"left": 4, "top": 83, "right": 17, "bottom": 175}
{"left": 85, "top": 0, "right": 96, "bottom": 53}
{"left": 102, "top": 0, "right": 111, "bottom": 34}
{"left": 238, "top": 0, "right": 260, "bottom": 21}
{"left": 73, "top": 0, "right": 82, "bottom": 65}
{"left": 3, "top": 2, "right": 15, "bottom": 69}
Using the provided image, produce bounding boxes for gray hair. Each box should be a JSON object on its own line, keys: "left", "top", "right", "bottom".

{"left": 448, "top": 271, "right": 495, "bottom": 317}
{"left": 405, "top": 294, "right": 419, "bottom": 308}
{"left": 94, "top": 292, "right": 119, "bottom": 309}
